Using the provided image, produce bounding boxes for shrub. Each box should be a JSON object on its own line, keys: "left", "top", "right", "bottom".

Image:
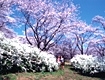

{"left": 0, "top": 31, "right": 59, "bottom": 74}
{"left": 70, "top": 54, "right": 105, "bottom": 74}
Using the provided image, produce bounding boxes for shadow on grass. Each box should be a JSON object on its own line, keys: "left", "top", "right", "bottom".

{"left": 70, "top": 67, "right": 105, "bottom": 80}
{"left": 0, "top": 76, "right": 10, "bottom": 80}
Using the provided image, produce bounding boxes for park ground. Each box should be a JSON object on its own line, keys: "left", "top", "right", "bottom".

{"left": 0, "top": 63, "right": 105, "bottom": 80}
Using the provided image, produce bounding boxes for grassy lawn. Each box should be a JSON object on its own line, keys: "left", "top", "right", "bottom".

{"left": 0, "top": 65, "right": 105, "bottom": 80}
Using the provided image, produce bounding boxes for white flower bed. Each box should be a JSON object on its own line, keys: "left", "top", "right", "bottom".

{"left": 70, "top": 54, "right": 105, "bottom": 74}
{"left": 0, "top": 31, "right": 59, "bottom": 74}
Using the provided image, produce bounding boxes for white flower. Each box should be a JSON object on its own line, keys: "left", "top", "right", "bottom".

{"left": 70, "top": 54, "right": 105, "bottom": 74}
{"left": 0, "top": 32, "right": 59, "bottom": 72}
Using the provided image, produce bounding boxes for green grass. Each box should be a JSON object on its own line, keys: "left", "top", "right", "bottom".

{"left": 0, "top": 74, "right": 16, "bottom": 80}
{"left": 0, "top": 65, "right": 105, "bottom": 80}
{"left": 33, "top": 69, "right": 64, "bottom": 80}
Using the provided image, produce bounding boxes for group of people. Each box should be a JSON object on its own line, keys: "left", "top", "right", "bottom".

{"left": 56, "top": 55, "right": 65, "bottom": 69}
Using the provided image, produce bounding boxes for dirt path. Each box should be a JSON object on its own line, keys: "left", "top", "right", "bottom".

{"left": 17, "top": 76, "right": 34, "bottom": 80}
{"left": 16, "top": 69, "right": 70, "bottom": 80}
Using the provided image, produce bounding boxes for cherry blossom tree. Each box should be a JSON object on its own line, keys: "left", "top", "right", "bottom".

{"left": 15, "top": 0, "right": 78, "bottom": 51}
{"left": 68, "top": 21, "right": 97, "bottom": 54}
{"left": 0, "top": 0, "right": 16, "bottom": 38}
{"left": 93, "top": 15, "right": 105, "bottom": 30}
{"left": 59, "top": 39, "right": 78, "bottom": 59}
{"left": 0, "top": 0, "right": 15, "bottom": 27}
{"left": 92, "top": 15, "right": 105, "bottom": 56}
{"left": 49, "top": 21, "right": 98, "bottom": 58}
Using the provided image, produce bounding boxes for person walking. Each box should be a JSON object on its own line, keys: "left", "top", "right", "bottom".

{"left": 57, "top": 55, "right": 61, "bottom": 66}
{"left": 60, "top": 55, "right": 65, "bottom": 70}
{"left": 57, "top": 55, "right": 65, "bottom": 70}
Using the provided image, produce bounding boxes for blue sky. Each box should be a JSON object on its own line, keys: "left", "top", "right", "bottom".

{"left": 73, "top": 0, "right": 105, "bottom": 24}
